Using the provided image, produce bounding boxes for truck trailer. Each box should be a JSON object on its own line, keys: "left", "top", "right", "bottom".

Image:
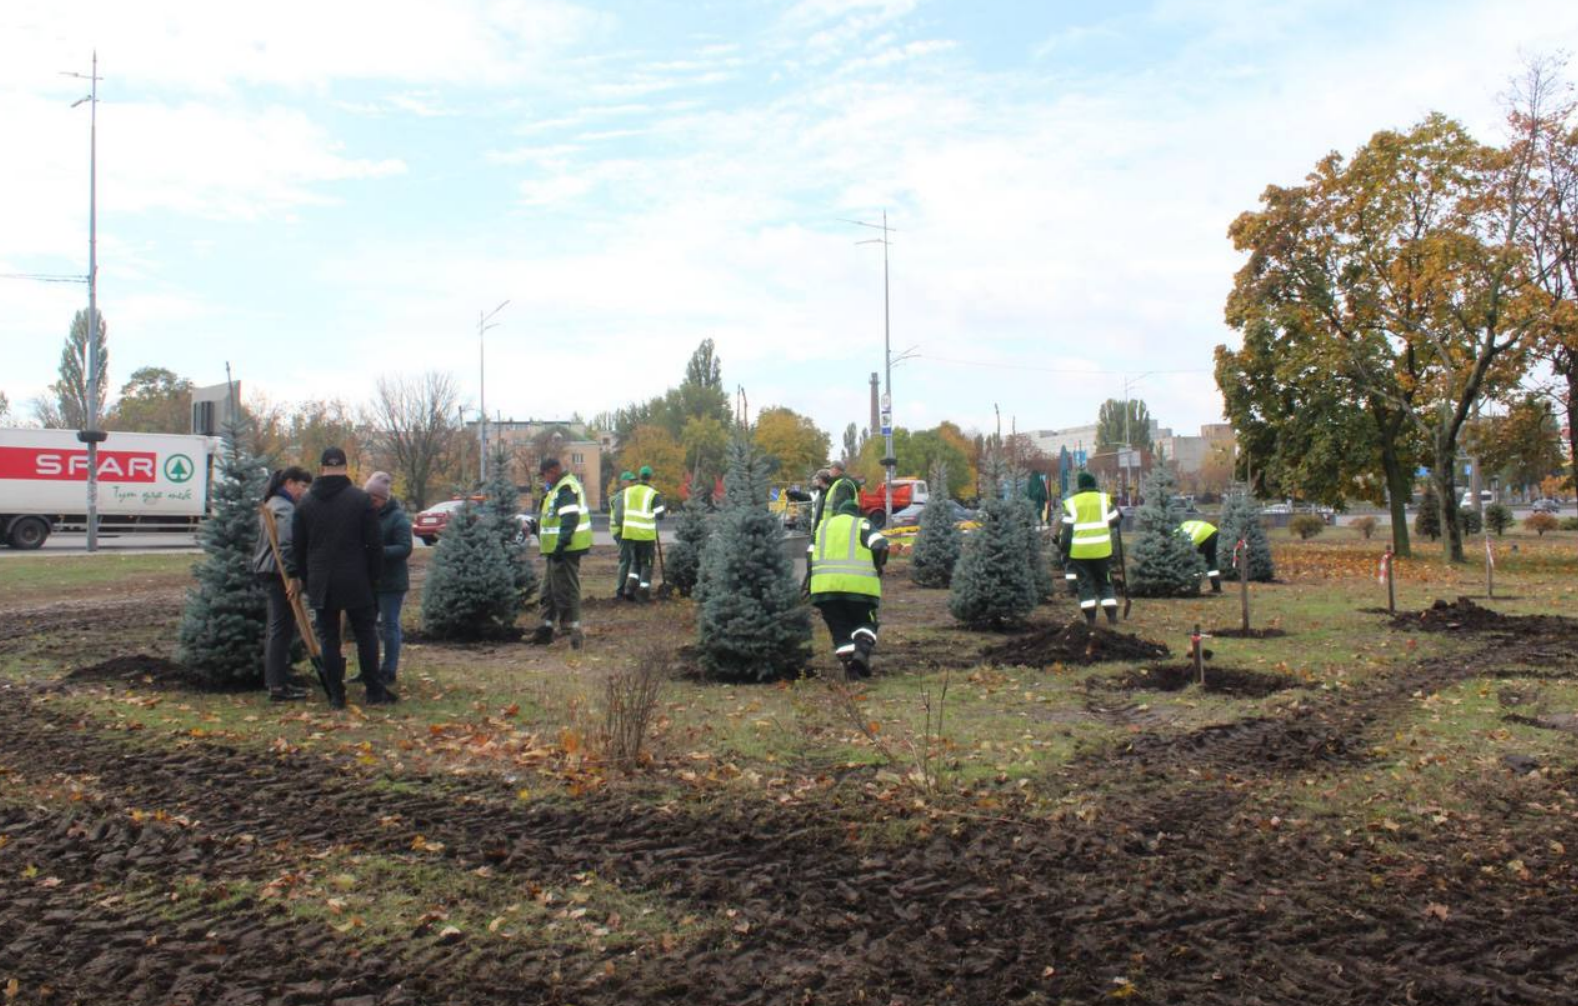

{"left": 0, "top": 428, "right": 222, "bottom": 549}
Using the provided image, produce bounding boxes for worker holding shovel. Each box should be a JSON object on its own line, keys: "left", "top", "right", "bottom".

{"left": 253, "top": 466, "right": 314, "bottom": 702}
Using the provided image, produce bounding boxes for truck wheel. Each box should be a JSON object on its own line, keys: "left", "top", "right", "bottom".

{"left": 8, "top": 517, "right": 50, "bottom": 550}
{"left": 865, "top": 509, "right": 886, "bottom": 530}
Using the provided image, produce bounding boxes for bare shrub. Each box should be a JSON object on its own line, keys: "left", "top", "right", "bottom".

{"left": 1525, "top": 512, "right": 1559, "bottom": 537}
{"left": 1288, "top": 514, "right": 1325, "bottom": 539}
{"left": 825, "top": 670, "right": 952, "bottom": 795}
{"left": 601, "top": 647, "right": 669, "bottom": 769}
{"left": 1351, "top": 515, "right": 1378, "bottom": 539}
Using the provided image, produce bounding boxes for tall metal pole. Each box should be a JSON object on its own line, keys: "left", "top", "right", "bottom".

{"left": 477, "top": 300, "right": 509, "bottom": 485}
{"left": 65, "top": 53, "right": 105, "bottom": 551}
{"left": 881, "top": 210, "right": 893, "bottom": 522}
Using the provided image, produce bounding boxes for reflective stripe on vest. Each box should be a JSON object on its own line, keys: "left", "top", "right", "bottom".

{"left": 1180, "top": 520, "right": 1216, "bottom": 546}
{"left": 539, "top": 473, "right": 593, "bottom": 554}
{"left": 622, "top": 484, "right": 659, "bottom": 540}
{"left": 1065, "top": 491, "right": 1115, "bottom": 559}
{"left": 810, "top": 513, "right": 881, "bottom": 599}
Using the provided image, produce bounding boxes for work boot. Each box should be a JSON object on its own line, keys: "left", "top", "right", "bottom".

{"left": 569, "top": 626, "right": 584, "bottom": 650}
{"left": 327, "top": 682, "right": 347, "bottom": 711}
{"left": 1084, "top": 610, "right": 1097, "bottom": 628}
{"left": 1105, "top": 607, "right": 1119, "bottom": 626}
{"left": 530, "top": 624, "right": 555, "bottom": 645}
{"left": 365, "top": 688, "right": 399, "bottom": 706}
{"left": 269, "top": 685, "right": 307, "bottom": 703}
{"left": 839, "top": 655, "right": 857, "bottom": 682}
{"left": 639, "top": 586, "right": 652, "bottom": 603}
{"left": 849, "top": 648, "right": 873, "bottom": 679}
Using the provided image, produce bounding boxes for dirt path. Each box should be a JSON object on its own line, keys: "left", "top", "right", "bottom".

{"left": 5, "top": 593, "right": 1578, "bottom": 1006}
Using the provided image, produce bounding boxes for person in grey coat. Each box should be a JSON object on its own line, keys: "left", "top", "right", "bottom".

{"left": 363, "top": 471, "right": 411, "bottom": 684}
{"left": 252, "top": 465, "right": 312, "bottom": 701}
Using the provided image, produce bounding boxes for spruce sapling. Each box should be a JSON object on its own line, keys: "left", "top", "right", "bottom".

{"left": 420, "top": 501, "right": 520, "bottom": 640}
{"left": 1217, "top": 489, "right": 1275, "bottom": 582}
{"left": 1128, "top": 464, "right": 1205, "bottom": 597}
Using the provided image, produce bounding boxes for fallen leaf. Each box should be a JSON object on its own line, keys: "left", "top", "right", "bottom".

{"left": 1422, "top": 902, "right": 1450, "bottom": 921}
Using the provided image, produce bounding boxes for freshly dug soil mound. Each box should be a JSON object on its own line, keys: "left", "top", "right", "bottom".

{"left": 1211, "top": 626, "right": 1291, "bottom": 639}
{"left": 1390, "top": 597, "right": 1510, "bottom": 632}
{"left": 1101, "top": 663, "right": 1301, "bottom": 697}
{"left": 984, "top": 620, "right": 1169, "bottom": 667}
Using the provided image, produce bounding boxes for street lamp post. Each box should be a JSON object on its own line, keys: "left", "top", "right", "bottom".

{"left": 477, "top": 300, "right": 509, "bottom": 485}
{"left": 848, "top": 212, "right": 898, "bottom": 522}
{"left": 66, "top": 54, "right": 104, "bottom": 551}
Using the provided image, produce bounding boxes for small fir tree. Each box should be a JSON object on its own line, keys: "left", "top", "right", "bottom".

{"left": 910, "top": 462, "right": 961, "bottom": 588}
{"left": 481, "top": 446, "right": 538, "bottom": 617}
{"left": 1217, "top": 490, "right": 1275, "bottom": 582}
{"left": 695, "top": 435, "right": 811, "bottom": 682}
{"left": 178, "top": 417, "right": 269, "bottom": 688}
{"left": 1128, "top": 465, "right": 1204, "bottom": 597}
{"left": 1017, "top": 498, "right": 1057, "bottom": 602}
{"left": 949, "top": 495, "right": 1038, "bottom": 629}
{"left": 1414, "top": 484, "right": 1442, "bottom": 541}
{"left": 1484, "top": 503, "right": 1513, "bottom": 536}
{"left": 1458, "top": 506, "right": 1482, "bottom": 535}
{"left": 421, "top": 502, "right": 520, "bottom": 640}
{"left": 667, "top": 473, "right": 713, "bottom": 598}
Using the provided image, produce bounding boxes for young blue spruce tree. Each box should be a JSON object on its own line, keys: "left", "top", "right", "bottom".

{"left": 695, "top": 433, "right": 811, "bottom": 681}
{"left": 421, "top": 501, "right": 520, "bottom": 640}
{"left": 1217, "top": 489, "right": 1275, "bottom": 582}
{"left": 481, "top": 445, "right": 538, "bottom": 618}
{"left": 909, "top": 462, "right": 961, "bottom": 588}
{"left": 1128, "top": 464, "right": 1205, "bottom": 597}
{"left": 949, "top": 454, "right": 1038, "bottom": 629}
{"left": 178, "top": 417, "right": 269, "bottom": 687}
{"left": 666, "top": 472, "right": 713, "bottom": 598}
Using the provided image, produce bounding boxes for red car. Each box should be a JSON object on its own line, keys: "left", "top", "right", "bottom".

{"left": 412, "top": 498, "right": 537, "bottom": 546}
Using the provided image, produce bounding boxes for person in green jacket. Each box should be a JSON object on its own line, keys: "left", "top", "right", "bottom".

{"left": 1178, "top": 518, "right": 1222, "bottom": 593}
{"left": 621, "top": 465, "right": 665, "bottom": 600}
{"left": 609, "top": 470, "right": 635, "bottom": 599}
{"left": 810, "top": 498, "right": 889, "bottom": 679}
{"left": 1058, "top": 471, "right": 1122, "bottom": 626}
{"left": 364, "top": 472, "right": 412, "bottom": 683}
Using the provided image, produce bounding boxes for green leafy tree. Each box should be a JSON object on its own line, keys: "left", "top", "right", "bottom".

{"left": 481, "top": 445, "right": 538, "bottom": 618}
{"left": 1217, "top": 491, "right": 1275, "bottom": 582}
{"left": 1128, "top": 465, "right": 1204, "bottom": 597}
{"left": 753, "top": 406, "right": 830, "bottom": 483}
{"left": 37, "top": 308, "right": 108, "bottom": 429}
{"left": 420, "top": 502, "right": 519, "bottom": 640}
{"left": 666, "top": 473, "right": 713, "bottom": 598}
{"left": 177, "top": 418, "right": 267, "bottom": 687}
{"left": 695, "top": 434, "right": 811, "bottom": 681}
{"left": 107, "top": 367, "right": 192, "bottom": 433}
{"left": 1458, "top": 506, "right": 1482, "bottom": 535}
{"left": 949, "top": 496, "right": 1037, "bottom": 630}
{"left": 1484, "top": 503, "right": 1513, "bottom": 535}
{"left": 1468, "top": 395, "right": 1565, "bottom": 491}
{"left": 1096, "top": 398, "right": 1152, "bottom": 453}
{"left": 909, "top": 463, "right": 961, "bottom": 588}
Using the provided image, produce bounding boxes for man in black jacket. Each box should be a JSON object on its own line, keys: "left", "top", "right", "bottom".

{"left": 290, "top": 447, "right": 395, "bottom": 709}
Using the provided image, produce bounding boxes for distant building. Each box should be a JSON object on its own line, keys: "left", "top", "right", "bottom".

{"left": 469, "top": 418, "right": 605, "bottom": 508}
{"left": 1155, "top": 422, "right": 1235, "bottom": 476}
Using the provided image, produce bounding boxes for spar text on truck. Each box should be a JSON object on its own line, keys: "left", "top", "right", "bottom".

{"left": 0, "top": 428, "right": 223, "bottom": 549}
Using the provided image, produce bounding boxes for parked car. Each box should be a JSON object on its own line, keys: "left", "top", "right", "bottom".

{"left": 1458, "top": 489, "right": 1494, "bottom": 507}
{"left": 412, "top": 497, "right": 537, "bottom": 546}
{"left": 1531, "top": 497, "right": 1562, "bottom": 514}
{"left": 885, "top": 499, "right": 978, "bottom": 532}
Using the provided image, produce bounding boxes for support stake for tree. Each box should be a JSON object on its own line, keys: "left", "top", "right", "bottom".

{"left": 1235, "top": 537, "right": 1250, "bottom": 633}
{"left": 1192, "top": 623, "right": 1204, "bottom": 687}
{"left": 1484, "top": 535, "right": 1494, "bottom": 600}
{"left": 1380, "top": 547, "right": 1395, "bottom": 615}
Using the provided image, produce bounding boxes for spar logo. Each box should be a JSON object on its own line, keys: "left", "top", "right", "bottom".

{"left": 164, "top": 454, "right": 194, "bottom": 482}
{"left": 0, "top": 447, "right": 160, "bottom": 483}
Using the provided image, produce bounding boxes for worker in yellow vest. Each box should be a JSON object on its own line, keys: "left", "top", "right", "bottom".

{"left": 532, "top": 456, "right": 592, "bottom": 648}
{"left": 1179, "top": 519, "right": 1222, "bottom": 593}
{"left": 621, "top": 465, "right": 665, "bottom": 601}
{"left": 810, "top": 499, "right": 889, "bottom": 679}
{"left": 1058, "top": 471, "right": 1122, "bottom": 626}
{"left": 609, "top": 470, "right": 635, "bottom": 599}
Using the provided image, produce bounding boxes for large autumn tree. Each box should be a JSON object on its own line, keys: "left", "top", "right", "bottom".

{"left": 1222, "top": 111, "right": 1548, "bottom": 561}
{"left": 753, "top": 406, "right": 830, "bottom": 484}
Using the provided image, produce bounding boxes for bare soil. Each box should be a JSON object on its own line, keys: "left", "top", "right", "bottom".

{"left": 3, "top": 567, "right": 1578, "bottom": 1004}
{"left": 982, "top": 620, "right": 1170, "bottom": 667}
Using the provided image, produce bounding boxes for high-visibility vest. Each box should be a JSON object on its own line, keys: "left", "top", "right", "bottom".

{"left": 609, "top": 487, "right": 626, "bottom": 537}
{"left": 1180, "top": 520, "right": 1217, "bottom": 546}
{"left": 810, "top": 513, "right": 882, "bottom": 599}
{"left": 622, "top": 484, "right": 659, "bottom": 541}
{"left": 817, "top": 477, "right": 859, "bottom": 532}
{"left": 1064, "top": 491, "right": 1117, "bottom": 559}
{"left": 539, "top": 473, "right": 593, "bottom": 554}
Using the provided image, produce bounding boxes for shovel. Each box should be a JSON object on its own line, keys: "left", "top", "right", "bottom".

{"left": 653, "top": 531, "right": 675, "bottom": 600}
{"left": 259, "top": 503, "right": 332, "bottom": 698}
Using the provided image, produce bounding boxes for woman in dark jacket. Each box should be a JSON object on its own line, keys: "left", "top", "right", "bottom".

{"left": 252, "top": 466, "right": 313, "bottom": 701}
{"left": 364, "top": 472, "right": 412, "bottom": 683}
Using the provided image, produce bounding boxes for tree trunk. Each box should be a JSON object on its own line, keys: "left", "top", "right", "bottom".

{"left": 1566, "top": 366, "right": 1578, "bottom": 518}
{"left": 1383, "top": 453, "right": 1413, "bottom": 557}
{"left": 1433, "top": 437, "right": 1465, "bottom": 563}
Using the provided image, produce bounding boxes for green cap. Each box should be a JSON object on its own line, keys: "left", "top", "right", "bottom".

{"left": 639, "top": 465, "right": 653, "bottom": 478}
{"left": 620, "top": 470, "right": 635, "bottom": 481}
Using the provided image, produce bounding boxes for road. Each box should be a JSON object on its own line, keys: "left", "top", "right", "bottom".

{"left": 1, "top": 525, "right": 671, "bottom": 557}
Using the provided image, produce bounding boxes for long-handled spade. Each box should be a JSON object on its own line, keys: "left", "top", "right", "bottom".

{"left": 1114, "top": 529, "right": 1132, "bottom": 620}
{"left": 259, "top": 504, "right": 332, "bottom": 698}
{"left": 653, "top": 532, "right": 675, "bottom": 600}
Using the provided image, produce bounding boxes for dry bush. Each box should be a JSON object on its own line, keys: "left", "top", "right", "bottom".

{"left": 1351, "top": 515, "right": 1378, "bottom": 539}
{"left": 1525, "top": 512, "right": 1559, "bottom": 537}
{"left": 601, "top": 646, "right": 669, "bottom": 770}
{"left": 1288, "top": 514, "right": 1326, "bottom": 539}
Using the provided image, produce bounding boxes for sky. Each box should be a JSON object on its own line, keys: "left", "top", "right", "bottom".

{"left": 3, "top": 0, "right": 1576, "bottom": 446}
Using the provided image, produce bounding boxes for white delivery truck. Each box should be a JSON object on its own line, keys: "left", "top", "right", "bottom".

{"left": 0, "top": 428, "right": 223, "bottom": 549}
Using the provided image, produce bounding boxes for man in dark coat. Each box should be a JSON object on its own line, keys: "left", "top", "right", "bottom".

{"left": 290, "top": 447, "right": 395, "bottom": 709}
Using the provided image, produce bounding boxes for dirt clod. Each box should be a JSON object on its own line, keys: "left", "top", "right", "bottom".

{"left": 983, "top": 620, "right": 1169, "bottom": 666}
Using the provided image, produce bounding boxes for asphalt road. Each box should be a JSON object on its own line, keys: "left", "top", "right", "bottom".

{"left": 2, "top": 526, "right": 672, "bottom": 557}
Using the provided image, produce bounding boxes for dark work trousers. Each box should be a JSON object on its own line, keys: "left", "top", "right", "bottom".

{"left": 1198, "top": 532, "right": 1221, "bottom": 592}
{"left": 628, "top": 539, "right": 656, "bottom": 594}
{"left": 614, "top": 538, "right": 633, "bottom": 596}
{"left": 258, "top": 573, "right": 298, "bottom": 692}
{"left": 814, "top": 597, "right": 880, "bottom": 663}
{"left": 315, "top": 603, "right": 385, "bottom": 701}
{"left": 1069, "top": 556, "right": 1118, "bottom": 622}
{"left": 541, "top": 551, "right": 584, "bottom": 629}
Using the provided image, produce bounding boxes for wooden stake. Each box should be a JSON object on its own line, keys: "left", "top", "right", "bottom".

{"left": 1237, "top": 539, "right": 1250, "bottom": 633}
{"left": 1192, "top": 623, "right": 1204, "bottom": 687}
{"left": 1384, "top": 546, "right": 1395, "bottom": 615}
